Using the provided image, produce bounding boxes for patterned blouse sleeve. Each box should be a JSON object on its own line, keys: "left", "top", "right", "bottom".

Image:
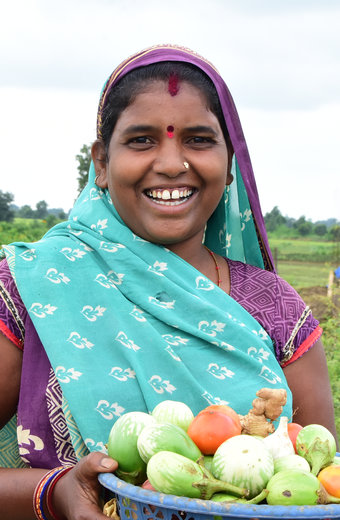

{"left": 0, "top": 258, "right": 26, "bottom": 349}
{"left": 228, "top": 259, "right": 322, "bottom": 368}
{"left": 272, "top": 273, "right": 322, "bottom": 367}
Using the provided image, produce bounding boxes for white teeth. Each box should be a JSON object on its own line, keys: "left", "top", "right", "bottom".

{"left": 145, "top": 188, "right": 194, "bottom": 205}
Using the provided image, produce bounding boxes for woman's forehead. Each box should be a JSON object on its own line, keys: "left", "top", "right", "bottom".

{"left": 115, "top": 81, "right": 217, "bottom": 125}
{"left": 131, "top": 76, "right": 206, "bottom": 97}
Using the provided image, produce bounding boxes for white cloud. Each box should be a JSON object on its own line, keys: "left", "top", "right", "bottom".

{"left": 0, "top": 87, "right": 97, "bottom": 211}
{"left": 240, "top": 104, "right": 340, "bottom": 220}
{"left": 0, "top": 0, "right": 339, "bottom": 220}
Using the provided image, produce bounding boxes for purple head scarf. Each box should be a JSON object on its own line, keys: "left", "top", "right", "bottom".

{"left": 96, "top": 44, "right": 274, "bottom": 270}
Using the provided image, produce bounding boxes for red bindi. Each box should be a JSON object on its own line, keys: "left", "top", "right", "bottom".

{"left": 168, "top": 73, "right": 179, "bottom": 96}
{"left": 167, "top": 125, "right": 174, "bottom": 138}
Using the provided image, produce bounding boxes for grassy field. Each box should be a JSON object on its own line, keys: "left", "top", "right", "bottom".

{"left": 323, "top": 313, "right": 340, "bottom": 439}
{"left": 276, "top": 260, "right": 332, "bottom": 289}
{"left": 269, "top": 236, "right": 338, "bottom": 264}
{"left": 281, "top": 261, "right": 340, "bottom": 439}
{"left": 0, "top": 218, "right": 53, "bottom": 244}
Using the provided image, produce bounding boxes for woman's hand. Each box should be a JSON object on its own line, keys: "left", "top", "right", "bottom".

{"left": 51, "top": 452, "right": 118, "bottom": 520}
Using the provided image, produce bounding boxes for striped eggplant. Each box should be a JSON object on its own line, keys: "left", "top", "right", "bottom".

{"left": 107, "top": 411, "right": 156, "bottom": 484}
{"left": 147, "top": 451, "right": 248, "bottom": 499}
{"left": 137, "top": 422, "right": 201, "bottom": 463}
{"left": 212, "top": 434, "right": 274, "bottom": 498}
{"left": 296, "top": 424, "right": 336, "bottom": 475}
{"left": 151, "top": 400, "right": 194, "bottom": 431}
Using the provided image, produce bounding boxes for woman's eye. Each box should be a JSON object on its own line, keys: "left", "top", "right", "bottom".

{"left": 128, "top": 136, "right": 153, "bottom": 145}
{"left": 188, "top": 136, "right": 215, "bottom": 145}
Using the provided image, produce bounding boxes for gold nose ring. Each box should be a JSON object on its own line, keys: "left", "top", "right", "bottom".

{"left": 183, "top": 162, "right": 189, "bottom": 169}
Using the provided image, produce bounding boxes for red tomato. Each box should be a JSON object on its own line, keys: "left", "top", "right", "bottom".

{"left": 287, "top": 422, "right": 303, "bottom": 453}
{"left": 318, "top": 465, "right": 340, "bottom": 498}
{"left": 187, "top": 407, "right": 241, "bottom": 455}
{"left": 198, "top": 404, "right": 241, "bottom": 429}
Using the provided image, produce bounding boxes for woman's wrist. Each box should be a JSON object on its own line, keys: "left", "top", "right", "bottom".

{"left": 33, "top": 466, "right": 73, "bottom": 520}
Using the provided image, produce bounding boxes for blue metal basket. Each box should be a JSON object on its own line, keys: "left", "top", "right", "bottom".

{"left": 99, "top": 472, "right": 340, "bottom": 520}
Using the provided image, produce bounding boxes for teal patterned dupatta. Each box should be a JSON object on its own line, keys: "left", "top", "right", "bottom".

{"left": 2, "top": 46, "right": 292, "bottom": 455}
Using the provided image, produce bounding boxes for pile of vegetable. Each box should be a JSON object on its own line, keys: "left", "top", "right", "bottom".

{"left": 106, "top": 389, "right": 340, "bottom": 507}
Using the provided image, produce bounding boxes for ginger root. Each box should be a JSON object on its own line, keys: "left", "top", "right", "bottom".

{"left": 239, "top": 388, "right": 287, "bottom": 437}
{"left": 253, "top": 388, "right": 287, "bottom": 420}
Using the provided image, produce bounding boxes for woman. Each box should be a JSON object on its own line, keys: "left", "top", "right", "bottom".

{"left": 0, "top": 45, "right": 336, "bottom": 519}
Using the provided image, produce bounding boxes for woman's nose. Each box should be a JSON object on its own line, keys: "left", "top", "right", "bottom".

{"left": 153, "top": 141, "right": 187, "bottom": 177}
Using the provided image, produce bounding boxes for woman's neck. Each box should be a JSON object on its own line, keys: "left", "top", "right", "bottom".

{"left": 164, "top": 235, "right": 207, "bottom": 267}
{"left": 165, "top": 237, "right": 230, "bottom": 294}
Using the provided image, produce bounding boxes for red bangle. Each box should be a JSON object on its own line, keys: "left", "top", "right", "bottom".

{"left": 33, "top": 467, "right": 65, "bottom": 520}
{"left": 46, "top": 466, "right": 73, "bottom": 520}
{"left": 33, "top": 466, "right": 73, "bottom": 520}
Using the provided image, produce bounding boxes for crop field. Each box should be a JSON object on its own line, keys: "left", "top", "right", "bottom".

{"left": 268, "top": 237, "right": 340, "bottom": 438}
{"left": 279, "top": 263, "right": 340, "bottom": 439}
{"left": 275, "top": 261, "right": 331, "bottom": 289}
{"left": 0, "top": 218, "right": 51, "bottom": 244}
{"left": 269, "top": 236, "right": 337, "bottom": 264}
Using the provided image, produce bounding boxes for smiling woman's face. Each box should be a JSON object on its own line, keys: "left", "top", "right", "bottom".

{"left": 93, "top": 80, "right": 231, "bottom": 247}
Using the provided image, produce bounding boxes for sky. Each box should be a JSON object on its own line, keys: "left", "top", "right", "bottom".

{"left": 0, "top": 0, "right": 339, "bottom": 222}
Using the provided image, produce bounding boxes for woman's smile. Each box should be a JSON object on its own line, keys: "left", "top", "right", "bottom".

{"left": 145, "top": 186, "right": 195, "bottom": 204}
{"left": 143, "top": 186, "right": 197, "bottom": 208}
{"left": 95, "top": 80, "right": 231, "bottom": 246}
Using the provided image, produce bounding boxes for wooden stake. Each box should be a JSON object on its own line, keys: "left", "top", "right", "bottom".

{"left": 327, "top": 269, "right": 334, "bottom": 298}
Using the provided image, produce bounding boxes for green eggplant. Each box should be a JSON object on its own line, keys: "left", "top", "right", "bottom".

{"left": 211, "top": 490, "right": 268, "bottom": 520}
{"left": 201, "top": 455, "right": 214, "bottom": 473}
{"left": 266, "top": 469, "right": 340, "bottom": 505}
{"left": 211, "top": 489, "right": 268, "bottom": 504}
{"left": 107, "top": 411, "right": 156, "bottom": 485}
{"left": 296, "top": 424, "right": 336, "bottom": 475}
{"left": 137, "top": 422, "right": 201, "bottom": 463}
{"left": 147, "top": 451, "right": 249, "bottom": 500}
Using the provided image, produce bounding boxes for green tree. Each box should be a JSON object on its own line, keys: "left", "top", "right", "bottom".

{"left": 297, "top": 221, "right": 313, "bottom": 236}
{"left": 17, "top": 205, "right": 35, "bottom": 219}
{"left": 76, "top": 144, "right": 92, "bottom": 194}
{"left": 45, "top": 214, "right": 58, "bottom": 227}
{"left": 314, "top": 223, "right": 327, "bottom": 236}
{"left": 58, "top": 210, "right": 67, "bottom": 220}
{"left": 329, "top": 225, "right": 340, "bottom": 241}
{"left": 0, "top": 190, "right": 15, "bottom": 222}
{"left": 35, "top": 200, "right": 49, "bottom": 219}
{"left": 293, "top": 216, "right": 313, "bottom": 236}
{"left": 264, "top": 206, "right": 286, "bottom": 232}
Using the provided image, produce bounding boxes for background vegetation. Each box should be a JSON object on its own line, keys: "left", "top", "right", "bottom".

{"left": 0, "top": 145, "right": 339, "bottom": 438}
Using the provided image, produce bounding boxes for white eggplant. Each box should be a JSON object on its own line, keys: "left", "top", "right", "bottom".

{"left": 274, "top": 453, "right": 310, "bottom": 473}
{"left": 212, "top": 434, "right": 274, "bottom": 498}
{"left": 152, "top": 400, "right": 194, "bottom": 431}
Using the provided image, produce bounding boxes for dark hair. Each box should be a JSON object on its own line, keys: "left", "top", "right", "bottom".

{"left": 100, "top": 61, "right": 230, "bottom": 151}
